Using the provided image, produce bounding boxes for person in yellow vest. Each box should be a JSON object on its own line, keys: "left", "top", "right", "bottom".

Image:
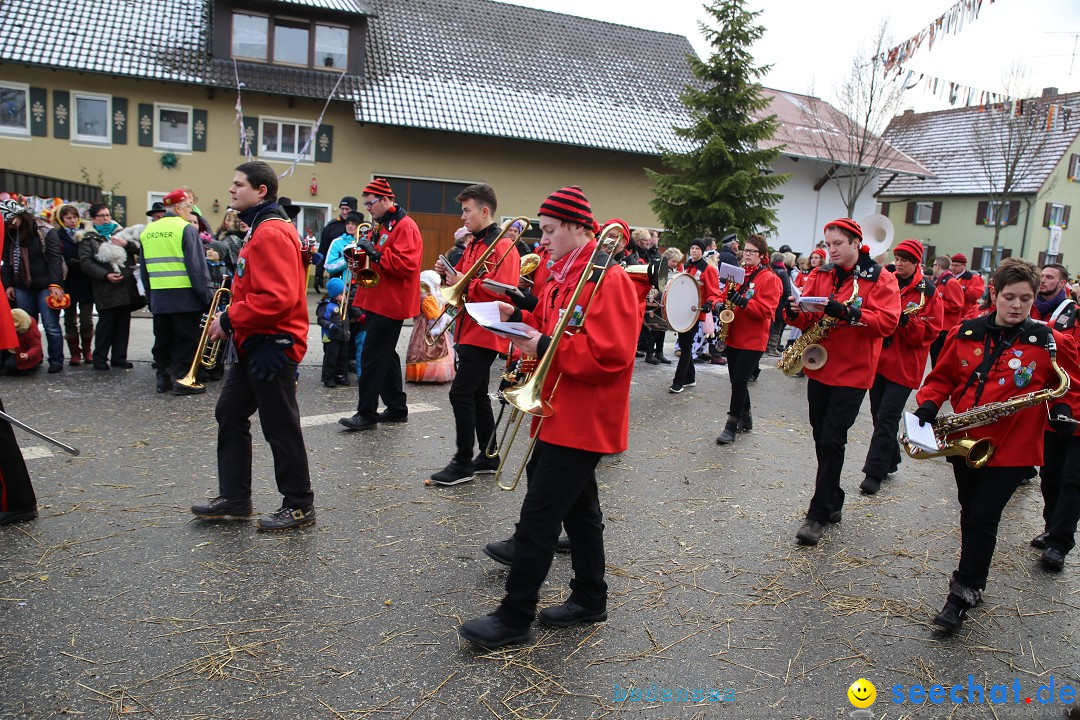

{"left": 140, "top": 188, "right": 213, "bottom": 395}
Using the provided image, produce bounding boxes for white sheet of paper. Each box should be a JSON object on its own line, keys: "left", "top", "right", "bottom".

{"left": 465, "top": 301, "right": 535, "bottom": 338}
{"left": 903, "top": 412, "right": 940, "bottom": 453}
{"left": 799, "top": 296, "right": 828, "bottom": 311}
{"left": 718, "top": 262, "right": 745, "bottom": 283}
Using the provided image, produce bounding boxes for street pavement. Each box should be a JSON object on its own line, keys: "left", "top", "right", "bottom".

{"left": 1, "top": 298, "right": 1078, "bottom": 720}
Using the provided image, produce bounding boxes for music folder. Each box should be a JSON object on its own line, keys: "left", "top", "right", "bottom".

{"left": 465, "top": 302, "right": 534, "bottom": 339}
{"left": 903, "top": 412, "right": 940, "bottom": 453}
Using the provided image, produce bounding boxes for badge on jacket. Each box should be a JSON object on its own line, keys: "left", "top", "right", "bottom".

{"left": 1014, "top": 361, "right": 1035, "bottom": 388}
{"left": 236, "top": 257, "right": 246, "bottom": 278}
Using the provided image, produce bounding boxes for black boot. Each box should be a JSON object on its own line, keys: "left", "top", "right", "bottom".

{"left": 715, "top": 418, "right": 739, "bottom": 445}
{"left": 736, "top": 410, "right": 752, "bottom": 432}
{"left": 933, "top": 594, "right": 971, "bottom": 631}
{"left": 644, "top": 352, "right": 660, "bottom": 365}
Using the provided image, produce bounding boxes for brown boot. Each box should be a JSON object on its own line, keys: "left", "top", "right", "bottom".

{"left": 81, "top": 331, "right": 94, "bottom": 365}
{"left": 66, "top": 335, "right": 82, "bottom": 366}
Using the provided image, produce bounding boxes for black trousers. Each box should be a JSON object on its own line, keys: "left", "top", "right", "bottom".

{"left": 355, "top": 311, "right": 407, "bottom": 420}
{"left": 724, "top": 346, "right": 762, "bottom": 418}
{"left": 928, "top": 330, "right": 947, "bottom": 368}
{"left": 216, "top": 358, "right": 313, "bottom": 509}
{"left": 0, "top": 397, "right": 35, "bottom": 512}
{"left": 152, "top": 311, "right": 202, "bottom": 381}
{"left": 672, "top": 328, "right": 697, "bottom": 386}
{"left": 1040, "top": 431, "right": 1080, "bottom": 555}
{"left": 949, "top": 460, "right": 1026, "bottom": 591}
{"left": 93, "top": 307, "right": 131, "bottom": 366}
{"left": 321, "top": 339, "right": 349, "bottom": 382}
{"left": 495, "top": 440, "right": 606, "bottom": 627}
{"left": 449, "top": 344, "right": 498, "bottom": 463}
{"left": 806, "top": 379, "right": 867, "bottom": 523}
{"left": 862, "top": 375, "right": 913, "bottom": 481}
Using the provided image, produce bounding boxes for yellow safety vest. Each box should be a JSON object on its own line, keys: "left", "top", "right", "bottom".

{"left": 140, "top": 216, "right": 193, "bottom": 290}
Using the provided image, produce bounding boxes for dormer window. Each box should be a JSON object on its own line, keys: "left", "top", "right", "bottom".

{"left": 230, "top": 11, "right": 349, "bottom": 70}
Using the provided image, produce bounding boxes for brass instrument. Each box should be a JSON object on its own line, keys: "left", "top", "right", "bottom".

{"left": 497, "top": 224, "right": 622, "bottom": 490}
{"left": 901, "top": 348, "right": 1070, "bottom": 468}
{"left": 777, "top": 275, "right": 860, "bottom": 377}
{"left": 338, "top": 222, "right": 374, "bottom": 324}
{"left": 426, "top": 216, "right": 530, "bottom": 345}
{"left": 176, "top": 285, "right": 232, "bottom": 391}
{"left": 717, "top": 279, "right": 738, "bottom": 344}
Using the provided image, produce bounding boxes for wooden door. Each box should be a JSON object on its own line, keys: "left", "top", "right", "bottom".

{"left": 410, "top": 212, "right": 463, "bottom": 272}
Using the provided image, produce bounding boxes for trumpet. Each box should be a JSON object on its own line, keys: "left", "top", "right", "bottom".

{"left": 176, "top": 285, "right": 232, "bottom": 391}
{"left": 777, "top": 275, "right": 860, "bottom": 376}
{"left": 339, "top": 222, "right": 375, "bottom": 324}
{"left": 496, "top": 224, "right": 622, "bottom": 490}
{"left": 426, "top": 216, "right": 529, "bottom": 345}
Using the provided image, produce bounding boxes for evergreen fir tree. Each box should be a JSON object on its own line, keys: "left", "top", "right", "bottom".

{"left": 647, "top": 0, "right": 788, "bottom": 244}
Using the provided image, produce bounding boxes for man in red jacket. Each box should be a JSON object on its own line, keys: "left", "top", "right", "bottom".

{"left": 670, "top": 238, "right": 721, "bottom": 393}
{"left": 714, "top": 233, "right": 781, "bottom": 445}
{"left": 951, "top": 253, "right": 986, "bottom": 315}
{"left": 858, "top": 239, "right": 943, "bottom": 495}
{"left": 929, "top": 256, "right": 966, "bottom": 366}
{"left": 430, "top": 184, "right": 519, "bottom": 485}
{"left": 785, "top": 218, "right": 900, "bottom": 546}
{"left": 913, "top": 258, "right": 1078, "bottom": 629}
{"left": 458, "top": 186, "right": 641, "bottom": 649}
{"left": 0, "top": 286, "right": 37, "bottom": 525}
{"left": 195, "top": 161, "right": 315, "bottom": 531}
{"left": 339, "top": 178, "right": 423, "bottom": 432}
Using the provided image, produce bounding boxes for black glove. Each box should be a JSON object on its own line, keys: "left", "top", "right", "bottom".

{"left": 823, "top": 299, "right": 849, "bottom": 319}
{"left": 356, "top": 237, "right": 382, "bottom": 264}
{"left": 897, "top": 312, "right": 910, "bottom": 328}
{"left": 347, "top": 305, "right": 364, "bottom": 321}
{"left": 732, "top": 293, "right": 751, "bottom": 309}
{"left": 242, "top": 334, "right": 294, "bottom": 381}
{"left": 701, "top": 300, "right": 714, "bottom": 313}
{"left": 1049, "top": 403, "right": 1076, "bottom": 435}
{"left": 327, "top": 323, "right": 346, "bottom": 342}
{"left": 914, "top": 401, "right": 938, "bottom": 427}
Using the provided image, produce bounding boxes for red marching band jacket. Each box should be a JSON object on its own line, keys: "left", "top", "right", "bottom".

{"left": 352, "top": 206, "right": 423, "bottom": 321}
{"left": 916, "top": 317, "right": 1080, "bottom": 467}
{"left": 453, "top": 223, "right": 520, "bottom": 353}
{"left": 876, "top": 269, "right": 943, "bottom": 389}
{"left": 228, "top": 216, "right": 309, "bottom": 363}
{"left": 683, "top": 259, "right": 722, "bottom": 322}
{"left": 956, "top": 270, "right": 986, "bottom": 315}
{"left": 1030, "top": 299, "right": 1080, "bottom": 436}
{"left": 937, "top": 272, "right": 966, "bottom": 330}
{"left": 719, "top": 262, "right": 782, "bottom": 353}
{"left": 518, "top": 239, "right": 643, "bottom": 455}
{"left": 789, "top": 259, "right": 901, "bottom": 390}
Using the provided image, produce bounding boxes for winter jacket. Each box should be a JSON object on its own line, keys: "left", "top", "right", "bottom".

{"left": 2, "top": 221, "right": 63, "bottom": 292}
{"left": 78, "top": 231, "right": 140, "bottom": 311}
{"left": 49, "top": 226, "right": 91, "bottom": 302}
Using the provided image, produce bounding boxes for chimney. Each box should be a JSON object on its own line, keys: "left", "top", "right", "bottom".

{"left": 1042, "top": 87, "right": 1059, "bottom": 98}
{"left": 903, "top": 109, "right": 915, "bottom": 116}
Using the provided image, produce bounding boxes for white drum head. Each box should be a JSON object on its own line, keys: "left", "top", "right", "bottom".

{"left": 661, "top": 272, "right": 702, "bottom": 333}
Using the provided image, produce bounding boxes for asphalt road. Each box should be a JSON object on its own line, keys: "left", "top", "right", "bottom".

{"left": 1, "top": 303, "right": 1077, "bottom": 720}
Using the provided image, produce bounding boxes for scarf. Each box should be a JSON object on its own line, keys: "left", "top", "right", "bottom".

{"left": 236, "top": 201, "right": 282, "bottom": 231}
{"left": 1034, "top": 288, "right": 1066, "bottom": 318}
{"left": 548, "top": 241, "right": 591, "bottom": 285}
{"left": 94, "top": 220, "right": 121, "bottom": 239}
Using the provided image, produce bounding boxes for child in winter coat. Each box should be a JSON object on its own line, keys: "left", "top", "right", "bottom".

{"left": 405, "top": 270, "right": 455, "bottom": 383}
{"left": 2, "top": 309, "right": 42, "bottom": 375}
{"left": 316, "top": 277, "right": 350, "bottom": 388}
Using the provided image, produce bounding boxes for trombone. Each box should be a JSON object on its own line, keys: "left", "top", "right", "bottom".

{"left": 496, "top": 223, "right": 623, "bottom": 490}
{"left": 425, "top": 217, "right": 530, "bottom": 345}
{"left": 176, "top": 284, "right": 232, "bottom": 391}
{"left": 339, "top": 222, "right": 375, "bottom": 324}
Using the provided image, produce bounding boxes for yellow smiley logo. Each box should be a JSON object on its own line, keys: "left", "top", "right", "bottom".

{"left": 848, "top": 678, "right": 876, "bottom": 709}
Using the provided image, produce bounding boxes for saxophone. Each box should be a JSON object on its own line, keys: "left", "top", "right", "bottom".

{"left": 901, "top": 346, "right": 1070, "bottom": 469}
{"left": 777, "top": 275, "right": 859, "bottom": 377}
{"left": 716, "top": 279, "right": 738, "bottom": 345}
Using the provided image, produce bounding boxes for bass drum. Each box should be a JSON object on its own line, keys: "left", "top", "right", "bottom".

{"left": 661, "top": 272, "right": 702, "bottom": 334}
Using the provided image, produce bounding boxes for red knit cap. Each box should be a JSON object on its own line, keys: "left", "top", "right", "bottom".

{"left": 162, "top": 188, "right": 188, "bottom": 207}
{"left": 894, "top": 238, "right": 925, "bottom": 265}
{"left": 810, "top": 247, "right": 826, "bottom": 261}
{"left": 539, "top": 185, "right": 594, "bottom": 230}
{"left": 362, "top": 178, "right": 394, "bottom": 198}
{"left": 600, "top": 217, "right": 631, "bottom": 242}
{"left": 824, "top": 217, "right": 863, "bottom": 241}
{"left": 951, "top": 253, "right": 968, "bottom": 264}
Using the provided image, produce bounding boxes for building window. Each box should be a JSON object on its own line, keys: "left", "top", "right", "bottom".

{"left": 984, "top": 201, "right": 1006, "bottom": 225}
{"left": 1048, "top": 203, "right": 1067, "bottom": 227}
{"left": 977, "top": 246, "right": 1005, "bottom": 273}
{"left": 913, "top": 202, "right": 934, "bottom": 225}
{"left": 382, "top": 176, "right": 472, "bottom": 215}
{"left": 1073, "top": 155, "right": 1080, "bottom": 182}
{"left": 0, "top": 82, "right": 29, "bottom": 137}
{"left": 72, "top": 92, "right": 110, "bottom": 145}
{"left": 273, "top": 18, "right": 310, "bottom": 66}
{"left": 259, "top": 117, "right": 314, "bottom": 161}
{"left": 155, "top": 104, "right": 192, "bottom": 151}
{"left": 232, "top": 12, "right": 268, "bottom": 61}
{"left": 315, "top": 25, "right": 349, "bottom": 69}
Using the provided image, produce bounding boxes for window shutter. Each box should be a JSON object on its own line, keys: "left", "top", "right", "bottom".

{"left": 1063, "top": 206, "right": 1071, "bottom": 229}
{"left": 137, "top": 103, "right": 153, "bottom": 147}
{"left": 931, "top": 202, "right": 942, "bottom": 224}
{"left": 112, "top": 97, "right": 127, "bottom": 145}
{"left": 1001, "top": 248, "right": 1013, "bottom": 259}
{"left": 924, "top": 244, "right": 936, "bottom": 266}
{"left": 1043, "top": 203, "right": 1053, "bottom": 227}
{"left": 29, "top": 87, "right": 47, "bottom": 137}
{"left": 880, "top": 202, "right": 890, "bottom": 218}
{"left": 905, "top": 202, "right": 916, "bottom": 224}
{"left": 192, "top": 109, "right": 208, "bottom": 152}
{"left": 1039, "top": 251, "right": 1048, "bottom": 265}
{"left": 972, "top": 247, "right": 983, "bottom": 269}
{"left": 241, "top": 116, "right": 257, "bottom": 156}
{"left": 1007, "top": 201, "right": 1020, "bottom": 226}
{"left": 1071, "top": 154, "right": 1080, "bottom": 181}
{"left": 314, "top": 124, "right": 333, "bottom": 163}
{"left": 53, "top": 90, "right": 69, "bottom": 139}
{"left": 976, "top": 201, "right": 988, "bottom": 225}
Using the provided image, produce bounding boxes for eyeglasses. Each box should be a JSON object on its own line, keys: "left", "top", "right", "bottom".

{"left": 94, "top": 213, "right": 111, "bottom": 219}
{"left": 363, "top": 198, "right": 381, "bottom": 208}
{"left": 743, "top": 248, "right": 760, "bottom": 255}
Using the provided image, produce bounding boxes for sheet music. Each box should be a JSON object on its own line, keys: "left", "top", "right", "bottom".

{"left": 903, "top": 412, "right": 940, "bottom": 453}
{"left": 718, "top": 263, "right": 745, "bottom": 284}
{"left": 465, "top": 302, "right": 535, "bottom": 338}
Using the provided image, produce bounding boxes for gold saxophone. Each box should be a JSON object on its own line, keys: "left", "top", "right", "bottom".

{"left": 777, "top": 275, "right": 859, "bottom": 377}
{"left": 901, "top": 346, "right": 1070, "bottom": 469}
{"left": 717, "top": 279, "right": 738, "bottom": 345}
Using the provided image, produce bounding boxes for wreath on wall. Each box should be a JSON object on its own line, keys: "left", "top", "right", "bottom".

{"left": 160, "top": 152, "right": 180, "bottom": 171}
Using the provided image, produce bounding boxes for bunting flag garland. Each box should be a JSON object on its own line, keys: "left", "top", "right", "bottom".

{"left": 234, "top": 59, "right": 253, "bottom": 161}
{"left": 279, "top": 69, "right": 347, "bottom": 180}
{"left": 882, "top": 0, "right": 996, "bottom": 73}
